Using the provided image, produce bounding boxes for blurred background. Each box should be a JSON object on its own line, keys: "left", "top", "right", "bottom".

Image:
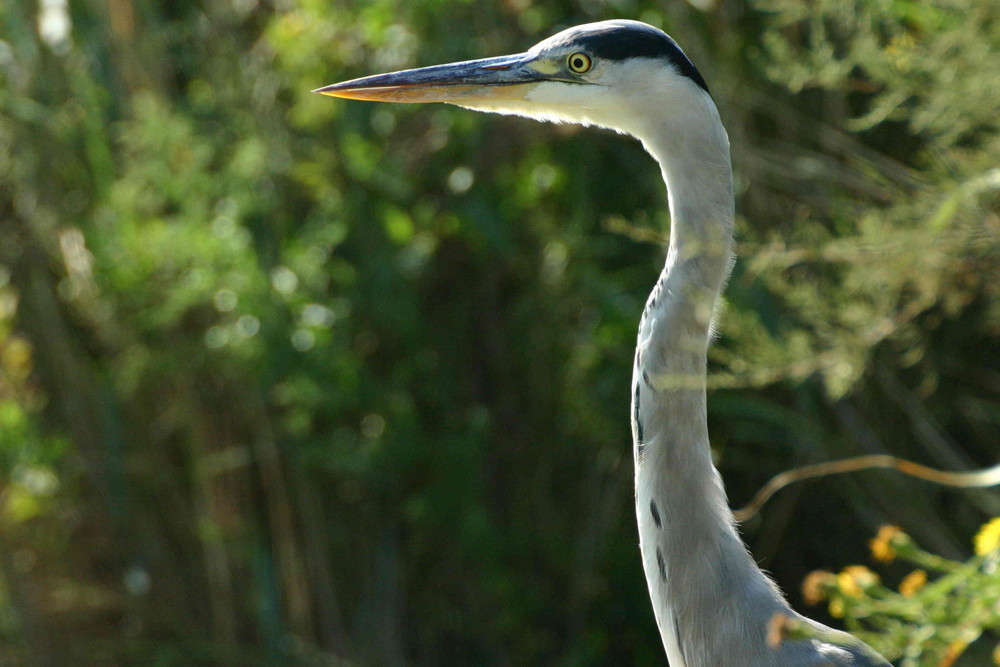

{"left": 0, "top": 0, "right": 998, "bottom": 664}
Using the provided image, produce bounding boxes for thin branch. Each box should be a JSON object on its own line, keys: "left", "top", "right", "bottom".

{"left": 733, "top": 457, "right": 1000, "bottom": 522}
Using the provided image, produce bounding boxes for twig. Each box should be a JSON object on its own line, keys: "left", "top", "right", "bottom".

{"left": 733, "top": 457, "right": 1000, "bottom": 522}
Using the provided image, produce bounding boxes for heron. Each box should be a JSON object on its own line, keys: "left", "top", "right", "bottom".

{"left": 316, "top": 20, "right": 889, "bottom": 666}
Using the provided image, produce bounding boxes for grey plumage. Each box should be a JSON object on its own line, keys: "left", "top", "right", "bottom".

{"left": 316, "top": 19, "right": 889, "bottom": 666}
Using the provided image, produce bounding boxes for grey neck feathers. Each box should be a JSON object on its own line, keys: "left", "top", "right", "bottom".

{"left": 631, "top": 98, "right": 798, "bottom": 663}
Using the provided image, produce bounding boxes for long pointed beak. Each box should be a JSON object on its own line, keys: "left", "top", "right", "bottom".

{"left": 313, "top": 53, "right": 546, "bottom": 104}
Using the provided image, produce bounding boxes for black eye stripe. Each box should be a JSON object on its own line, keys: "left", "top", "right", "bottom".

{"left": 552, "top": 23, "right": 710, "bottom": 94}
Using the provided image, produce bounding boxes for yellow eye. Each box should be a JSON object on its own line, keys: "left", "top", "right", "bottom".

{"left": 567, "top": 52, "right": 592, "bottom": 74}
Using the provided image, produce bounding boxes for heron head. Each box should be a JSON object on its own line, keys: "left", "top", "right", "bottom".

{"left": 315, "top": 20, "right": 712, "bottom": 136}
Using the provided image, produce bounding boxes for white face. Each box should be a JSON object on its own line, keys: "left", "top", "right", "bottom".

{"left": 458, "top": 53, "right": 710, "bottom": 140}
{"left": 448, "top": 20, "right": 714, "bottom": 136}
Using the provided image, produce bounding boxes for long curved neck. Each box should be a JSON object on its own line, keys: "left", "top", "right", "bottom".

{"left": 630, "top": 96, "right": 793, "bottom": 665}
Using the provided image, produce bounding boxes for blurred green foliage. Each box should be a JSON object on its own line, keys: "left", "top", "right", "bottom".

{"left": 0, "top": 0, "right": 997, "bottom": 664}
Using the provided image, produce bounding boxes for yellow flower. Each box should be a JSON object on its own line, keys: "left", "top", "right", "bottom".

{"left": 899, "top": 569, "right": 927, "bottom": 597}
{"left": 828, "top": 598, "right": 845, "bottom": 618}
{"left": 767, "top": 613, "right": 792, "bottom": 648}
{"left": 801, "top": 570, "right": 834, "bottom": 605}
{"left": 870, "top": 525, "right": 903, "bottom": 563}
{"left": 836, "top": 572, "right": 861, "bottom": 597}
{"left": 974, "top": 517, "right": 1000, "bottom": 556}
{"left": 846, "top": 565, "right": 879, "bottom": 586}
{"left": 837, "top": 565, "right": 879, "bottom": 597}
